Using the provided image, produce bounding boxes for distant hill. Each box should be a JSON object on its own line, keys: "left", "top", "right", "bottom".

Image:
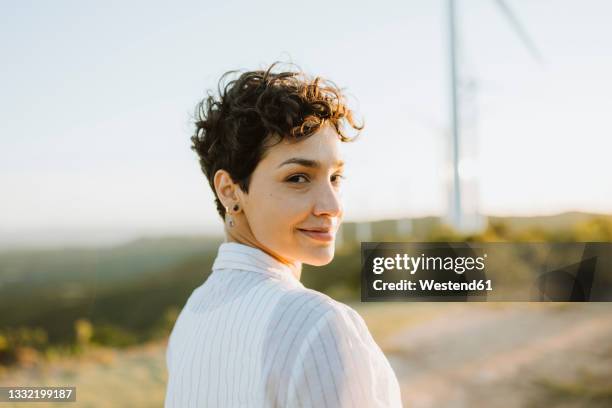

{"left": 337, "top": 212, "right": 612, "bottom": 243}
{"left": 0, "top": 235, "right": 222, "bottom": 288}
{"left": 488, "top": 211, "right": 612, "bottom": 232}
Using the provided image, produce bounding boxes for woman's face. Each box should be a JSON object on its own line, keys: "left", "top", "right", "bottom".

{"left": 238, "top": 125, "right": 345, "bottom": 266}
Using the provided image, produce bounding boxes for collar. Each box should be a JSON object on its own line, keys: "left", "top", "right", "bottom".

{"left": 212, "top": 242, "right": 303, "bottom": 284}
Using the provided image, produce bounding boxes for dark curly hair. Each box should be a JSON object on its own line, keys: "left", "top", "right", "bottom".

{"left": 190, "top": 63, "right": 363, "bottom": 220}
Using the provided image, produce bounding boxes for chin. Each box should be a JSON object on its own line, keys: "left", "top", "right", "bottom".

{"left": 301, "top": 246, "right": 335, "bottom": 266}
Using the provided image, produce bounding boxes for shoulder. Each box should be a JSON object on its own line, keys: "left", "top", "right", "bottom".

{"left": 263, "top": 288, "right": 374, "bottom": 378}
{"left": 268, "top": 287, "right": 371, "bottom": 349}
{"left": 273, "top": 286, "right": 363, "bottom": 327}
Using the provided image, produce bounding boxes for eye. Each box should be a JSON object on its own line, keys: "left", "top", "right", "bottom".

{"left": 331, "top": 174, "right": 346, "bottom": 185}
{"left": 286, "top": 174, "right": 309, "bottom": 183}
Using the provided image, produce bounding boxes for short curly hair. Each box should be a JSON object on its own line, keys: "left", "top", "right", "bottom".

{"left": 190, "top": 63, "right": 363, "bottom": 220}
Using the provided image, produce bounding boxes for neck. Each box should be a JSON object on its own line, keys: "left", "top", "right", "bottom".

{"left": 225, "top": 231, "right": 302, "bottom": 281}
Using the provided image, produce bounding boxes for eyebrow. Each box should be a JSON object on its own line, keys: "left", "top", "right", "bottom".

{"left": 277, "top": 157, "right": 345, "bottom": 169}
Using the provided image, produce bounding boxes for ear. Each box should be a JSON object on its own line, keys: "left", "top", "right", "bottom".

{"left": 213, "top": 169, "right": 238, "bottom": 209}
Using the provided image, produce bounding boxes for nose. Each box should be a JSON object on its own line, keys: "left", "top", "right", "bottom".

{"left": 312, "top": 179, "right": 343, "bottom": 219}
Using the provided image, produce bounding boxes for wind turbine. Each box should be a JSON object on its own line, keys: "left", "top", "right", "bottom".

{"left": 446, "top": 0, "right": 542, "bottom": 233}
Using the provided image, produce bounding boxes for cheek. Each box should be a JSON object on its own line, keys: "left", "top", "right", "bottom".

{"left": 273, "top": 196, "right": 310, "bottom": 233}
{"left": 249, "top": 191, "right": 309, "bottom": 238}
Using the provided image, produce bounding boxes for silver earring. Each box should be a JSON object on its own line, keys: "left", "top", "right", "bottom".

{"left": 225, "top": 206, "right": 235, "bottom": 228}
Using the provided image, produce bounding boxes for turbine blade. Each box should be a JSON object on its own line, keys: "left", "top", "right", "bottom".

{"left": 494, "top": 0, "right": 544, "bottom": 63}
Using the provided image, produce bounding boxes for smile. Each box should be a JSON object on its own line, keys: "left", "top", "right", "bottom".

{"left": 297, "top": 228, "right": 334, "bottom": 242}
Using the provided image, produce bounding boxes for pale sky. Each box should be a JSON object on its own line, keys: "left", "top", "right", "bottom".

{"left": 1, "top": 0, "right": 611, "bottom": 247}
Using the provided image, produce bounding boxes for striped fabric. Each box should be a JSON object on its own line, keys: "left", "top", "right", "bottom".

{"left": 164, "top": 242, "right": 402, "bottom": 407}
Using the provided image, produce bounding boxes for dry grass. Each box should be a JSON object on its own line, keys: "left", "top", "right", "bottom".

{"left": 0, "top": 341, "right": 168, "bottom": 407}
{"left": 530, "top": 367, "right": 612, "bottom": 407}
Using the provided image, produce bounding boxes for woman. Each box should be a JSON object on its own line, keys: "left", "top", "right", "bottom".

{"left": 164, "top": 64, "right": 403, "bottom": 407}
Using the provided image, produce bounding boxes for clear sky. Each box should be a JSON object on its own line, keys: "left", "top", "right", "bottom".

{"left": 1, "top": 0, "right": 611, "bottom": 247}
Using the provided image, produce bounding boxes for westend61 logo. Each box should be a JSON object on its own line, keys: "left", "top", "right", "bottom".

{"left": 372, "top": 253, "right": 488, "bottom": 275}
{"left": 361, "top": 242, "right": 612, "bottom": 302}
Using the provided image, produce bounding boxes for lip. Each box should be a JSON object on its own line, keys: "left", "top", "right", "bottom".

{"left": 297, "top": 228, "right": 334, "bottom": 242}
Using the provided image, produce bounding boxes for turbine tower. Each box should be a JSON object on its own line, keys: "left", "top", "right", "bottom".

{"left": 445, "top": 0, "right": 542, "bottom": 233}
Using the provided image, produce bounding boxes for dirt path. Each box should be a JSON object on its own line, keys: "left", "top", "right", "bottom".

{"left": 382, "top": 303, "right": 612, "bottom": 408}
